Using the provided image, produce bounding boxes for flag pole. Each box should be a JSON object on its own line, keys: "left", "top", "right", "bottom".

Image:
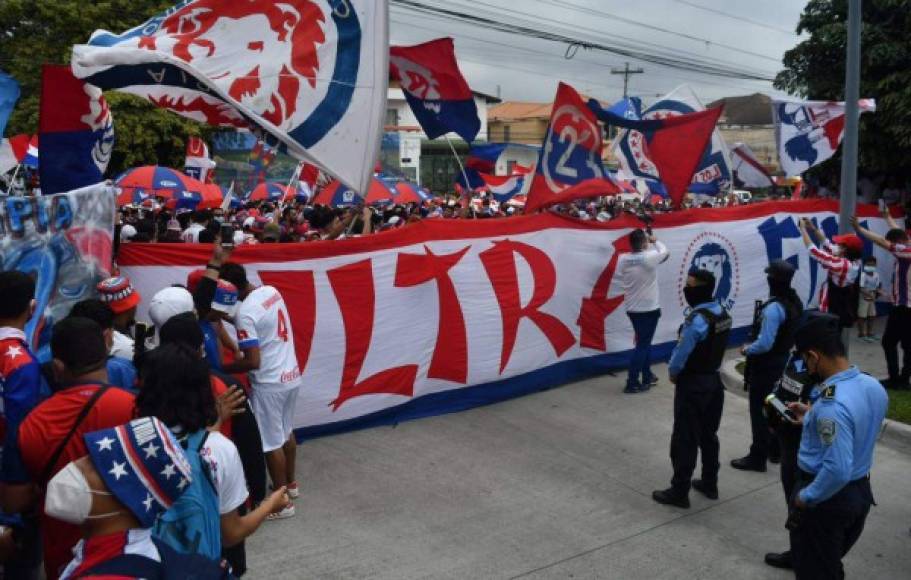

{"left": 444, "top": 134, "right": 471, "bottom": 194}
{"left": 838, "top": 0, "right": 861, "bottom": 235}
{"left": 8, "top": 163, "right": 22, "bottom": 196}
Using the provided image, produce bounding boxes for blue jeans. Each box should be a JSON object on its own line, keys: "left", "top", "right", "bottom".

{"left": 627, "top": 309, "right": 661, "bottom": 387}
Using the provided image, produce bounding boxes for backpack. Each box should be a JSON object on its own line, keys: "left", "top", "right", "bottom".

{"left": 153, "top": 430, "right": 222, "bottom": 561}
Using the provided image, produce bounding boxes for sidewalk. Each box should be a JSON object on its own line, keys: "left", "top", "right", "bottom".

{"left": 246, "top": 327, "right": 911, "bottom": 579}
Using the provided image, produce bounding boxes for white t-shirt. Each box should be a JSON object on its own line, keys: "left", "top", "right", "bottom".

{"left": 181, "top": 223, "right": 206, "bottom": 243}
{"left": 236, "top": 286, "right": 302, "bottom": 391}
{"left": 617, "top": 241, "right": 670, "bottom": 313}
{"left": 110, "top": 330, "right": 134, "bottom": 360}
{"left": 200, "top": 432, "right": 249, "bottom": 515}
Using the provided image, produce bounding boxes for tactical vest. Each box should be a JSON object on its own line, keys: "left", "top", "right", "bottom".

{"left": 682, "top": 306, "right": 733, "bottom": 374}
{"left": 760, "top": 296, "right": 803, "bottom": 356}
{"left": 772, "top": 355, "right": 815, "bottom": 404}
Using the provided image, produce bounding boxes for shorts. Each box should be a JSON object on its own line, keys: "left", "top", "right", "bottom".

{"left": 858, "top": 299, "right": 877, "bottom": 319}
{"left": 250, "top": 387, "right": 299, "bottom": 452}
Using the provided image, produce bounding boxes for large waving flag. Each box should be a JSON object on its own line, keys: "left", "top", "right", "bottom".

{"left": 39, "top": 65, "right": 114, "bottom": 195}
{"left": 480, "top": 172, "right": 530, "bottom": 203}
{"left": 390, "top": 38, "right": 480, "bottom": 143}
{"left": 731, "top": 142, "right": 773, "bottom": 188}
{"left": 185, "top": 136, "right": 216, "bottom": 183}
{"left": 772, "top": 98, "right": 876, "bottom": 177}
{"left": 71, "top": 0, "right": 389, "bottom": 194}
{"left": 526, "top": 83, "right": 620, "bottom": 213}
{"left": 613, "top": 85, "right": 732, "bottom": 195}
{"left": 590, "top": 98, "right": 723, "bottom": 207}
{"left": 0, "top": 72, "right": 20, "bottom": 138}
{"left": 0, "top": 134, "right": 30, "bottom": 174}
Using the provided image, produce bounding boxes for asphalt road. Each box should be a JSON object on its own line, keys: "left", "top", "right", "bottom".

{"left": 246, "top": 328, "right": 911, "bottom": 579}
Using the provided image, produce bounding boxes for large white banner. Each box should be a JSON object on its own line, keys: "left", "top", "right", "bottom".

{"left": 119, "top": 200, "right": 896, "bottom": 437}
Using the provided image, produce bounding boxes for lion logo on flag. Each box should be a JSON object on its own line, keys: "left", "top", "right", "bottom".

{"left": 140, "top": 0, "right": 332, "bottom": 128}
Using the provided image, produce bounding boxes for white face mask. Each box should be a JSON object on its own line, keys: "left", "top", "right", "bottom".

{"left": 45, "top": 462, "right": 118, "bottom": 524}
{"left": 864, "top": 266, "right": 876, "bottom": 274}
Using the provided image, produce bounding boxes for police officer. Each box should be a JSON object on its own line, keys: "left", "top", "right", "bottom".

{"left": 786, "top": 314, "right": 888, "bottom": 579}
{"left": 763, "top": 354, "right": 815, "bottom": 570}
{"left": 653, "top": 269, "right": 732, "bottom": 508}
{"left": 732, "top": 260, "right": 803, "bottom": 472}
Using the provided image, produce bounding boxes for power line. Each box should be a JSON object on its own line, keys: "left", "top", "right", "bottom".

{"left": 671, "top": 0, "right": 798, "bottom": 36}
{"left": 535, "top": 0, "right": 783, "bottom": 63}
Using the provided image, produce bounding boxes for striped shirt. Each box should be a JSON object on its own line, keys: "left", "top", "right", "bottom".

{"left": 889, "top": 243, "right": 911, "bottom": 307}
{"left": 808, "top": 242, "right": 860, "bottom": 312}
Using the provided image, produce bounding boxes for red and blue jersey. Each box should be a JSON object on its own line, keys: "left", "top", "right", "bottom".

{"left": 0, "top": 327, "right": 48, "bottom": 483}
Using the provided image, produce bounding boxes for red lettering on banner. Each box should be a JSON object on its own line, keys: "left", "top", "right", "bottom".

{"left": 479, "top": 240, "right": 575, "bottom": 373}
{"left": 328, "top": 259, "right": 419, "bottom": 411}
{"left": 577, "top": 237, "right": 630, "bottom": 351}
{"left": 258, "top": 270, "right": 316, "bottom": 372}
{"left": 395, "top": 245, "right": 470, "bottom": 383}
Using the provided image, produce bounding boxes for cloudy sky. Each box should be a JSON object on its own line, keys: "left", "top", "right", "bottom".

{"left": 389, "top": 0, "right": 808, "bottom": 106}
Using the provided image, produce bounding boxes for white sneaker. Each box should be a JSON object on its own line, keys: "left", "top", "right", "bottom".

{"left": 287, "top": 481, "right": 300, "bottom": 499}
{"left": 266, "top": 503, "right": 295, "bottom": 521}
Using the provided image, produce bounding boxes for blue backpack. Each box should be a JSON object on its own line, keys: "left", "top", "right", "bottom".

{"left": 153, "top": 430, "right": 222, "bottom": 561}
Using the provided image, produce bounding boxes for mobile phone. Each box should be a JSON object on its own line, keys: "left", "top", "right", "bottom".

{"left": 765, "top": 394, "right": 798, "bottom": 423}
{"left": 220, "top": 224, "right": 235, "bottom": 247}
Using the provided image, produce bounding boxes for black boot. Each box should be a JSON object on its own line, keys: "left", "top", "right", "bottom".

{"left": 691, "top": 479, "right": 718, "bottom": 500}
{"left": 730, "top": 456, "right": 767, "bottom": 472}
{"left": 652, "top": 487, "right": 690, "bottom": 508}
{"left": 764, "top": 551, "right": 793, "bottom": 569}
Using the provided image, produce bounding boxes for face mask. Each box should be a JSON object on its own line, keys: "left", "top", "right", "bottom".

{"left": 801, "top": 352, "right": 824, "bottom": 386}
{"left": 864, "top": 266, "right": 876, "bottom": 274}
{"left": 45, "top": 462, "right": 117, "bottom": 525}
{"left": 683, "top": 285, "right": 713, "bottom": 307}
{"left": 213, "top": 216, "right": 224, "bottom": 224}
{"left": 831, "top": 245, "right": 843, "bottom": 257}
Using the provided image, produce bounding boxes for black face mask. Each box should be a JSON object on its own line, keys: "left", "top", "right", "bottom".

{"left": 768, "top": 277, "right": 791, "bottom": 298}
{"left": 801, "top": 352, "right": 824, "bottom": 386}
{"left": 684, "top": 285, "right": 714, "bottom": 307}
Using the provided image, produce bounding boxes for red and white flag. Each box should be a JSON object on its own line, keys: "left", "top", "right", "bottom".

{"left": 185, "top": 136, "right": 216, "bottom": 183}
{"left": 0, "top": 134, "right": 31, "bottom": 174}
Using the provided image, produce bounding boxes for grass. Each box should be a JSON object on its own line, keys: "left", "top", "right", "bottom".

{"left": 887, "top": 390, "right": 911, "bottom": 424}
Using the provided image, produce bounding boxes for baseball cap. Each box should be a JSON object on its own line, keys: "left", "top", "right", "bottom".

{"left": 832, "top": 233, "right": 864, "bottom": 254}
{"left": 596, "top": 211, "right": 611, "bottom": 222}
{"left": 166, "top": 219, "right": 181, "bottom": 232}
{"left": 120, "top": 224, "right": 137, "bottom": 242}
{"left": 211, "top": 280, "right": 239, "bottom": 317}
{"left": 82, "top": 417, "right": 193, "bottom": 528}
{"left": 148, "top": 286, "right": 195, "bottom": 329}
{"left": 96, "top": 277, "right": 141, "bottom": 315}
{"left": 765, "top": 259, "right": 796, "bottom": 283}
{"left": 185, "top": 269, "right": 206, "bottom": 294}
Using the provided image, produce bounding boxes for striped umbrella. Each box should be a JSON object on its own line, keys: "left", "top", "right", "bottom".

{"left": 313, "top": 178, "right": 399, "bottom": 207}
{"left": 115, "top": 166, "right": 204, "bottom": 206}
{"left": 247, "top": 182, "right": 296, "bottom": 202}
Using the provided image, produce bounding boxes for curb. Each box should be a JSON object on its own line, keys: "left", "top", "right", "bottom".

{"left": 719, "top": 357, "right": 911, "bottom": 451}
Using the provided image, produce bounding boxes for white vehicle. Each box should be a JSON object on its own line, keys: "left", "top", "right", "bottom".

{"left": 732, "top": 190, "right": 753, "bottom": 203}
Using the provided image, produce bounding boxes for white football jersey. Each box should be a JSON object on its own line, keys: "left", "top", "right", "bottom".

{"left": 235, "top": 286, "right": 301, "bottom": 391}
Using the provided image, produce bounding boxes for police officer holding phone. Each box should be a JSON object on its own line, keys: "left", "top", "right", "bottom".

{"left": 785, "top": 313, "right": 888, "bottom": 579}
{"left": 653, "top": 269, "right": 732, "bottom": 508}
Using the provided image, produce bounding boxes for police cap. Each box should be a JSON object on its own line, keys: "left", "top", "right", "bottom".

{"left": 765, "top": 259, "right": 796, "bottom": 283}
{"left": 794, "top": 313, "right": 841, "bottom": 353}
{"left": 688, "top": 269, "right": 716, "bottom": 288}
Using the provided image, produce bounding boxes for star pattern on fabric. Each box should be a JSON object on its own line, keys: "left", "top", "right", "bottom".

{"left": 143, "top": 442, "right": 160, "bottom": 459}
{"left": 143, "top": 493, "right": 154, "bottom": 512}
{"left": 5, "top": 345, "right": 23, "bottom": 359}
{"left": 161, "top": 463, "right": 176, "bottom": 480}
{"left": 177, "top": 477, "right": 189, "bottom": 491}
{"left": 96, "top": 436, "right": 116, "bottom": 451}
{"left": 109, "top": 461, "right": 128, "bottom": 480}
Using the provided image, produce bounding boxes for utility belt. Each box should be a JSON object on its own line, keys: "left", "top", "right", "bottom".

{"left": 797, "top": 469, "right": 870, "bottom": 487}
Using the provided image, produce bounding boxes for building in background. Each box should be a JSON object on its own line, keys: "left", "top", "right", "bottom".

{"left": 707, "top": 93, "right": 777, "bottom": 173}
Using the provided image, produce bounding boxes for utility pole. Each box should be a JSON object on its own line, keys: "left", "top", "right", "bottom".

{"left": 611, "top": 62, "right": 644, "bottom": 99}
{"left": 838, "top": 0, "right": 861, "bottom": 235}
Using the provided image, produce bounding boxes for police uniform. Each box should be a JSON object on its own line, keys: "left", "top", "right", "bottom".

{"left": 662, "top": 300, "right": 732, "bottom": 499}
{"left": 790, "top": 366, "right": 888, "bottom": 579}
{"left": 768, "top": 356, "right": 815, "bottom": 502}
{"left": 734, "top": 261, "right": 802, "bottom": 471}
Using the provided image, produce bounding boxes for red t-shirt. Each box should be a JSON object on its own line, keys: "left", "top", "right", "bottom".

{"left": 210, "top": 375, "right": 232, "bottom": 438}
{"left": 18, "top": 383, "right": 136, "bottom": 580}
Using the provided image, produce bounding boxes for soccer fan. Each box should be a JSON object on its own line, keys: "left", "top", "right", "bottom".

{"left": 66, "top": 299, "right": 137, "bottom": 392}
{"left": 95, "top": 277, "right": 142, "bottom": 360}
{"left": 16, "top": 317, "right": 136, "bottom": 579}
{"left": 220, "top": 263, "right": 301, "bottom": 519}
{"left": 0, "top": 271, "right": 49, "bottom": 577}
{"left": 48, "top": 417, "right": 228, "bottom": 578}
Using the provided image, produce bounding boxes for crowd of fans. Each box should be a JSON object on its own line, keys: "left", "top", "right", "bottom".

{"left": 0, "top": 237, "right": 298, "bottom": 578}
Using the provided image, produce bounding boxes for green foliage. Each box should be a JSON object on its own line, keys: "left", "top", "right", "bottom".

{"left": 887, "top": 389, "right": 911, "bottom": 425}
{"left": 0, "top": 0, "right": 212, "bottom": 174}
{"left": 775, "top": 0, "right": 911, "bottom": 180}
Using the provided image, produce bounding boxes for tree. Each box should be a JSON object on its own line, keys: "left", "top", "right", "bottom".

{"left": 0, "top": 0, "right": 213, "bottom": 175}
{"left": 775, "top": 0, "right": 911, "bottom": 180}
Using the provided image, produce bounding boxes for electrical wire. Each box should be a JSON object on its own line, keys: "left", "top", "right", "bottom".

{"left": 671, "top": 0, "right": 799, "bottom": 36}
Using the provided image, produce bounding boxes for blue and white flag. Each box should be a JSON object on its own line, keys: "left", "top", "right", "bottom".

{"left": 772, "top": 98, "right": 876, "bottom": 177}
{"left": 0, "top": 72, "right": 20, "bottom": 138}
{"left": 612, "top": 85, "right": 733, "bottom": 195}
{"left": 71, "top": 0, "right": 390, "bottom": 194}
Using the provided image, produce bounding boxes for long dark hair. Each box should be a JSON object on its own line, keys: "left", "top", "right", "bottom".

{"left": 136, "top": 343, "right": 216, "bottom": 433}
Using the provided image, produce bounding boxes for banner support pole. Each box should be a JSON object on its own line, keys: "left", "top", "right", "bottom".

{"left": 445, "top": 134, "right": 471, "bottom": 194}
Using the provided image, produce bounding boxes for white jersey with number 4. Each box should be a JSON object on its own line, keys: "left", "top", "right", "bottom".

{"left": 236, "top": 286, "right": 301, "bottom": 392}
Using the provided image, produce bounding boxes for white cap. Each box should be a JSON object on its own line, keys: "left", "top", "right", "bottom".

{"left": 578, "top": 211, "right": 591, "bottom": 220}
{"left": 148, "top": 286, "right": 195, "bottom": 329}
{"left": 387, "top": 215, "right": 401, "bottom": 226}
{"left": 233, "top": 230, "right": 246, "bottom": 246}
{"left": 120, "top": 224, "right": 137, "bottom": 241}
{"left": 243, "top": 216, "right": 255, "bottom": 229}
{"left": 596, "top": 211, "right": 611, "bottom": 222}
